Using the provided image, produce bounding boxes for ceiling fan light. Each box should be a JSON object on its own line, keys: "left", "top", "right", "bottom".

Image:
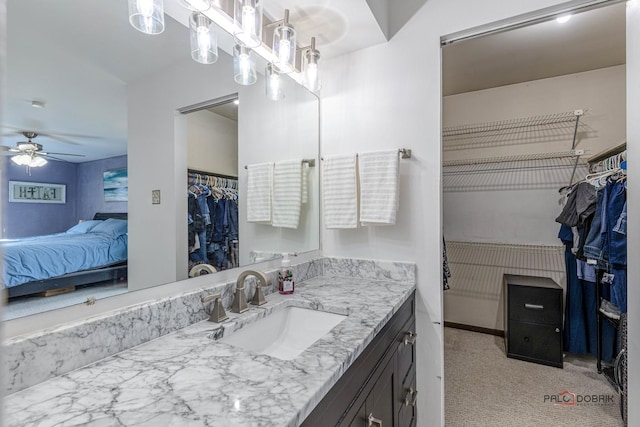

{"left": 30, "top": 156, "right": 48, "bottom": 167}
{"left": 11, "top": 154, "right": 31, "bottom": 166}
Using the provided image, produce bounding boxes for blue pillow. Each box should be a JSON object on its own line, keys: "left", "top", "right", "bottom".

{"left": 66, "top": 220, "right": 103, "bottom": 234}
{"left": 89, "top": 218, "right": 128, "bottom": 238}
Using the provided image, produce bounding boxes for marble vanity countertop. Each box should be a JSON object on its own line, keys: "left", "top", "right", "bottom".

{"left": 4, "top": 275, "right": 415, "bottom": 427}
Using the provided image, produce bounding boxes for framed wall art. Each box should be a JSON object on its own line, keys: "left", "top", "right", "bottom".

{"left": 8, "top": 181, "right": 66, "bottom": 204}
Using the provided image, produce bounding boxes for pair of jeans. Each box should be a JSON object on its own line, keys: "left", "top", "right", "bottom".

{"left": 228, "top": 200, "right": 239, "bottom": 240}
{"left": 211, "top": 198, "right": 227, "bottom": 243}
{"left": 610, "top": 267, "right": 627, "bottom": 314}
{"left": 610, "top": 199, "right": 627, "bottom": 267}
{"left": 196, "top": 191, "right": 211, "bottom": 226}
{"left": 583, "top": 189, "right": 605, "bottom": 264}
{"left": 190, "top": 230, "right": 208, "bottom": 263}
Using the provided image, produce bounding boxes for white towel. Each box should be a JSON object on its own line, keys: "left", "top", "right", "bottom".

{"left": 359, "top": 150, "right": 399, "bottom": 225}
{"left": 247, "top": 162, "right": 273, "bottom": 223}
{"left": 301, "top": 162, "right": 309, "bottom": 204}
{"left": 273, "top": 159, "right": 303, "bottom": 229}
{"left": 322, "top": 154, "right": 358, "bottom": 229}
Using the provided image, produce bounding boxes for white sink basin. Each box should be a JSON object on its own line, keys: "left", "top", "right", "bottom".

{"left": 220, "top": 307, "right": 347, "bottom": 360}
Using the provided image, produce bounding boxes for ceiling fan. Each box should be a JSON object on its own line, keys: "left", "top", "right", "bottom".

{"left": 2, "top": 131, "right": 85, "bottom": 168}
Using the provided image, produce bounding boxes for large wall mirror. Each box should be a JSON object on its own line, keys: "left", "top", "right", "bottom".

{"left": 1, "top": 0, "right": 320, "bottom": 321}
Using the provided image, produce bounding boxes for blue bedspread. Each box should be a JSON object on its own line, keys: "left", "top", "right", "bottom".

{"left": 1, "top": 232, "right": 127, "bottom": 289}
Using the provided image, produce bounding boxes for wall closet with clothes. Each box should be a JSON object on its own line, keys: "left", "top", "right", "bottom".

{"left": 441, "top": 0, "right": 627, "bottom": 366}
{"left": 188, "top": 170, "right": 239, "bottom": 273}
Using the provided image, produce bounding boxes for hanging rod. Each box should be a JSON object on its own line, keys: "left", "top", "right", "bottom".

{"left": 321, "top": 148, "right": 412, "bottom": 161}
{"left": 587, "top": 142, "right": 627, "bottom": 165}
{"left": 443, "top": 110, "right": 586, "bottom": 138}
{"left": 188, "top": 169, "right": 238, "bottom": 180}
{"left": 244, "top": 158, "right": 316, "bottom": 170}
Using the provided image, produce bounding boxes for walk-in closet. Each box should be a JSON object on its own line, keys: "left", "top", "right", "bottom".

{"left": 442, "top": 2, "right": 627, "bottom": 425}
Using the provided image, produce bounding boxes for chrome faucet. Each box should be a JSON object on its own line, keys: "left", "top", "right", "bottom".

{"left": 232, "top": 270, "right": 270, "bottom": 313}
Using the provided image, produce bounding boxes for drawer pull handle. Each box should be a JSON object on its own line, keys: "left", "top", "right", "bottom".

{"left": 404, "top": 331, "right": 417, "bottom": 346}
{"left": 404, "top": 387, "right": 418, "bottom": 406}
{"left": 524, "top": 303, "right": 544, "bottom": 310}
{"left": 368, "top": 413, "right": 383, "bottom": 427}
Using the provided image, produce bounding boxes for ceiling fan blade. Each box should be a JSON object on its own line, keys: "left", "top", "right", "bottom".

{"left": 41, "top": 151, "right": 86, "bottom": 157}
{"left": 40, "top": 154, "right": 71, "bottom": 162}
{"left": 38, "top": 135, "right": 83, "bottom": 146}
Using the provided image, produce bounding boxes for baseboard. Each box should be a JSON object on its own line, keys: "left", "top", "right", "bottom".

{"left": 444, "top": 321, "right": 504, "bottom": 337}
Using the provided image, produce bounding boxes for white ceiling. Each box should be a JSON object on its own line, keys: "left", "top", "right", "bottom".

{"left": 442, "top": 2, "right": 626, "bottom": 96}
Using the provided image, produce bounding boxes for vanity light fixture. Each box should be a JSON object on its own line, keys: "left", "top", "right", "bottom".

{"left": 233, "top": 44, "right": 257, "bottom": 85}
{"left": 272, "top": 9, "right": 296, "bottom": 74}
{"left": 190, "top": 13, "right": 219, "bottom": 64}
{"left": 265, "top": 63, "right": 285, "bottom": 100}
{"left": 128, "top": 0, "right": 165, "bottom": 34}
{"left": 301, "top": 37, "right": 321, "bottom": 92}
{"left": 233, "top": 0, "right": 264, "bottom": 48}
{"left": 178, "top": 0, "right": 211, "bottom": 11}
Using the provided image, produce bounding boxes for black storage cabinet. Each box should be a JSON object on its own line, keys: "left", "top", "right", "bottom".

{"left": 504, "top": 275, "right": 563, "bottom": 368}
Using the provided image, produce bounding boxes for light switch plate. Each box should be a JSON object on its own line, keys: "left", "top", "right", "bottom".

{"left": 152, "top": 190, "right": 161, "bottom": 204}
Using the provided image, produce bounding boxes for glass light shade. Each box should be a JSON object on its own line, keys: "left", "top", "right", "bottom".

{"left": 233, "top": 0, "right": 263, "bottom": 48}
{"left": 30, "top": 156, "right": 48, "bottom": 167}
{"left": 190, "top": 13, "right": 218, "bottom": 64}
{"left": 11, "top": 154, "right": 47, "bottom": 167}
{"left": 272, "top": 24, "right": 296, "bottom": 73}
{"left": 128, "top": 0, "right": 165, "bottom": 35}
{"left": 11, "top": 154, "right": 30, "bottom": 166}
{"left": 265, "top": 63, "right": 284, "bottom": 100}
{"left": 178, "top": 0, "right": 211, "bottom": 11}
{"left": 304, "top": 49, "right": 321, "bottom": 92}
{"left": 233, "top": 45, "right": 257, "bottom": 85}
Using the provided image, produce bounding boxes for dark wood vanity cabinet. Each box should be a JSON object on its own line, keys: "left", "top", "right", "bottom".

{"left": 302, "top": 292, "right": 417, "bottom": 427}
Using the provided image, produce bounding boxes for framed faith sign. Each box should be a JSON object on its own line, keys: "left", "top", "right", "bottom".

{"left": 8, "top": 181, "right": 66, "bottom": 204}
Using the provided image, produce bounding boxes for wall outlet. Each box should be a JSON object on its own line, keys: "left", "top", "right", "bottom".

{"left": 152, "top": 190, "right": 161, "bottom": 204}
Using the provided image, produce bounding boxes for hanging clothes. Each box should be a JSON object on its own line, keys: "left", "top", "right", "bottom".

{"left": 443, "top": 237, "right": 451, "bottom": 291}
{"left": 187, "top": 171, "right": 239, "bottom": 272}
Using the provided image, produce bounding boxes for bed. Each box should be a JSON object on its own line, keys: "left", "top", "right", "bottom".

{"left": 2, "top": 213, "right": 128, "bottom": 299}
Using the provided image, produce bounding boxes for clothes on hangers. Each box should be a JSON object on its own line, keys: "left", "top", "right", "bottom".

{"left": 187, "top": 171, "right": 240, "bottom": 272}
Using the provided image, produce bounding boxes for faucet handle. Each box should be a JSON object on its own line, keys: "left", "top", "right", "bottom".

{"left": 251, "top": 279, "right": 269, "bottom": 306}
{"left": 201, "top": 294, "right": 229, "bottom": 323}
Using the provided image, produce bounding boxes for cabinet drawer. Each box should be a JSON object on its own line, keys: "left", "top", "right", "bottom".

{"left": 508, "top": 284, "right": 562, "bottom": 326}
{"left": 507, "top": 320, "right": 562, "bottom": 367}
{"left": 397, "top": 320, "right": 416, "bottom": 388}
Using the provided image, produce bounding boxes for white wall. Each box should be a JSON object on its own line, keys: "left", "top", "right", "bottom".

{"left": 626, "top": 1, "right": 639, "bottom": 424}
{"left": 443, "top": 66, "right": 626, "bottom": 245}
{"left": 320, "top": 1, "right": 596, "bottom": 425}
{"left": 187, "top": 110, "right": 238, "bottom": 177}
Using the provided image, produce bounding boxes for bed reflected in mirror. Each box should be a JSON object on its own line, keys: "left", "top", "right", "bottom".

{"left": 2, "top": 0, "right": 320, "bottom": 321}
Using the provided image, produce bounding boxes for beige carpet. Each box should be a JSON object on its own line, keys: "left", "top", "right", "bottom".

{"left": 444, "top": 327, "right": 624, "bottom": 427}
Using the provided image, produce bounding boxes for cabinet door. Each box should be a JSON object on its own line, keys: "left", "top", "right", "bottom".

{"left": 365, "top": 358, "right": 396, "bottom": 427}
{"left": 398, "top": 367, "right": 417, "bottom": 427}
{"left": 397, "top": 321, "right": 416, "bottom": 388}
{"left": 346, "top": 401, "right": 367, "bottom": 427}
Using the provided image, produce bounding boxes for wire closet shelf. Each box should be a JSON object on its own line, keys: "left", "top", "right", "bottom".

{"left": 442, "top": 110, "right": 589, "bottom": 192}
